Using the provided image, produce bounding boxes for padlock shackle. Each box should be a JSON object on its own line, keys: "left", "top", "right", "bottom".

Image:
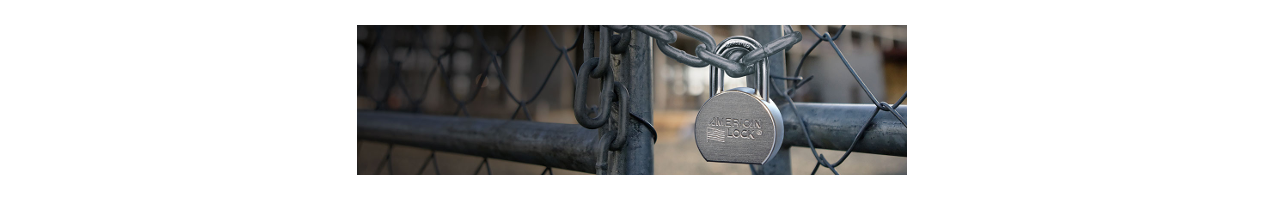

{"left": 709, "top": 36, "right": 768, "bottom": 102}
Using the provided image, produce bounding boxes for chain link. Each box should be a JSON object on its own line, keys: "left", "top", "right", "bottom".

{"left": 361, "top": 25, "right": 902, "bottom": 175}
{"left": 622, "top": 25, "right": 801, "bottom": 78}
{"left": 625, "top": 25, "right": 909, "bottom": 175}
{"left": 590, "top": 26, "right": 613, "bottom": 78}
{"left": 611, "top": 27, "right": 632, "bottom": 54}
{"left": 570, "top": 26, "right": 613, "bottom": 129}
{"left": 574, "top": 25, "right": 658, "bottom": 152}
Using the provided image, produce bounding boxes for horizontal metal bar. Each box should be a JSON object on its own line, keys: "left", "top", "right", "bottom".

{"left": 358, "top": 111, "right": 602, "bottom": 173}
{"left": 781, "top": 103, "right": 908, "bottom": 157}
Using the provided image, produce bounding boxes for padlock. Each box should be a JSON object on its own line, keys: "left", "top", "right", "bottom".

{"left": 694, "top": 36, "right": 785, "bottom": 164}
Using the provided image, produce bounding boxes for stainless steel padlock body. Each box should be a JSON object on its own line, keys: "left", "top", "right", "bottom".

{"left": 694, "top": 36, "right": 785, "bottom": 165}
{"left": 695, "top": 89, "right": 784, "bottom": 164}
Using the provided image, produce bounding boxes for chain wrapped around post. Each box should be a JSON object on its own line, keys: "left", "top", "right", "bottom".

{"left": 622, "top": 25, "right": 801, "bottom": 78}
{"left": 362, "top": 25, "right": 900, "bottom": 175}
{"left": 364, "top": 25, "right": 649, "bottom": 174}
{"left": 572, "top": 25, "right": 639, "bottom": 153}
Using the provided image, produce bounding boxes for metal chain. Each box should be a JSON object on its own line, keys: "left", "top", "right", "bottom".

{"left": 362, "top": 25, "right": 901, "bottom": 175}
{"left": 626, "top": 25, "right": 908, "bottom": 175}
{"left": 571, "top": 28, "right": 614, "bottom": 128}
{"left": 364, "top": 25, "right": 655, "bottom": 175}
{"left": 620, "top": 25, "right": 802, "bottom": 78}
{"left": 573, "top": 26, "right": 657, "bottom": 153}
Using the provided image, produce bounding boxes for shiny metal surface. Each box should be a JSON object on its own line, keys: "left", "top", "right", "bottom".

{"left": 694, "top": 36, "right": 785, "bottom": 164}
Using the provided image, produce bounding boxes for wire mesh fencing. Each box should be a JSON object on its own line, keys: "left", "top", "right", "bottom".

{"left": 357, "top": 25, "right": 906, "bottom": 175}
{"left": 358, "top": 25, "right": 593, "bottom": 175}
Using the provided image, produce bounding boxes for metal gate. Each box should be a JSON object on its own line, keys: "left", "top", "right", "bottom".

{"left": 357, "top": 25, "right": 906, "bottom": 175}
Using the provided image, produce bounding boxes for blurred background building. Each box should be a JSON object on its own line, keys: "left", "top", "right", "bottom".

{"left": 358, "top": 25, "right": 906, "bottom": 175}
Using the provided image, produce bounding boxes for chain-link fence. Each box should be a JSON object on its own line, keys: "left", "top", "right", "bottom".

{"left": 357, "top": 25, "right": 906, "bottom": 175}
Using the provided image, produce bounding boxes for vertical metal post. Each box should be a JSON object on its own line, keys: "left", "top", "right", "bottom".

{"left": 616, "top": 29, "right": 654, "bottom": 175}
{"left": 748, "top": 25, "right": 791, "bottom": 175}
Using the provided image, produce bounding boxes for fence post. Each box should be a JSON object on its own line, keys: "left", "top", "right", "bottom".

{"left": 606, "top": 28, "right": 654, "bottom": 175}
{"left": 745, "top": 25, "right": 792, "bottom": 175}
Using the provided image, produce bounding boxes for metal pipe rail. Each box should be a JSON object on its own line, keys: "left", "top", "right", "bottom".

{"left": 358, "top": 102, "right": 905, "bottom": 174}
{"left": 358, "top": 111, "right": 603, "bottom": 174}
{"left": 781, "top": 103, "right": 908, "bottom": 157}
